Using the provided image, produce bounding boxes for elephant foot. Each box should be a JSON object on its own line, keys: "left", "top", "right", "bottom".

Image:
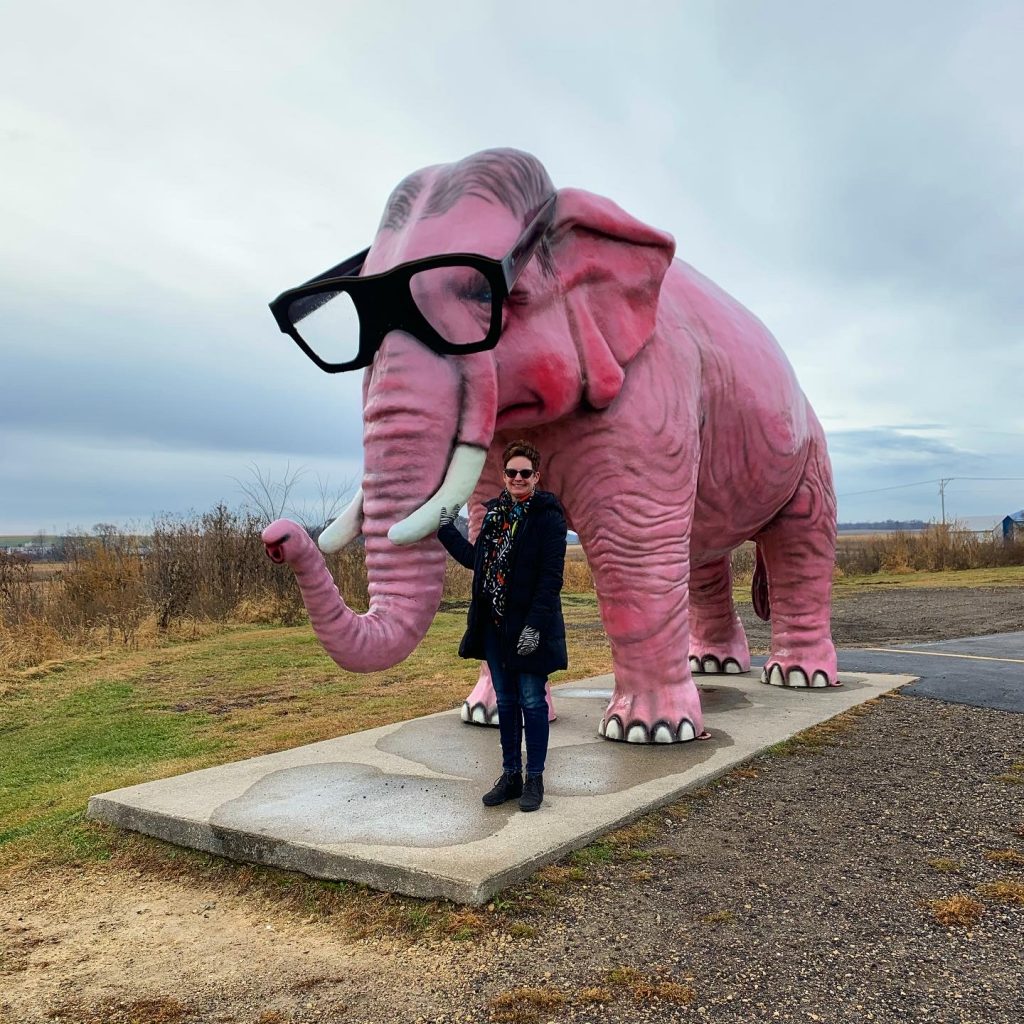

{"left": 598, "top": 686, "right": 708, "bottom": 745}
{"left": 689, "top": 651, "right": 749, "bottom": 675}
{"left": 461, "top": 700, "right": 499, "bottom": 726}
{"left": 689, "top": 621, "right": 751, "bottom": 675}
{"left": 760, "top": 639, "right": 839, "bottom": 688}
{"left": 460, "top": 676, "right": 557, "bottom": 727}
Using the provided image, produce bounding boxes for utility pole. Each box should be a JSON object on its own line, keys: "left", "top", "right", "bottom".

{"left": 938, "top": 478, "right": 954, "bottom": 525}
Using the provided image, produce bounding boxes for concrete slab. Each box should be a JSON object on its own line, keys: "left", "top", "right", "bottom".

{"left": 87, "top": 669, "right": 911, "bottom": 905}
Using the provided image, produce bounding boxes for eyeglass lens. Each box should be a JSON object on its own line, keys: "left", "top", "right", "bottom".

{"left": 287, "top": 290, "right": 361, "bottom": 366}
{"left": 504, "top": 468, "right": 534, "bottom": 479}
{"left": 409, "top": 266, "right": 494, "bottom": 345}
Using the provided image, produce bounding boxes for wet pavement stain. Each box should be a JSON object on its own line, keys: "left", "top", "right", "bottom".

{"left": 378, "top": 698, "right": 732, "bottom": 797}
{"left": 209, "top": 763, "right": 506, "bottom": 848}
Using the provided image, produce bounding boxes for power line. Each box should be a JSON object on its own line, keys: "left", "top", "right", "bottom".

{"left": 837, "top": 479, "right": 940, "bottom": 498}
{"left": 838, "top": 476, "right": 1024, "bottom": 499}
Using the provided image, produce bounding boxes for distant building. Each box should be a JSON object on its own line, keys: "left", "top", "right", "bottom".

{"left": 1002, "top": 509, "right": 1024, "bottom": 542}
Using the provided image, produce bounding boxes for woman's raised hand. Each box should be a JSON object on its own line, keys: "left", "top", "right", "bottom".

{"left": 438, "top": 505, "right": 462, "bottom": 529}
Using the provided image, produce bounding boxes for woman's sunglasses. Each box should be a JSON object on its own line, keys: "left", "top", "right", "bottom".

{"left": 503, "top": 468, "right": 536, "bottom": 479}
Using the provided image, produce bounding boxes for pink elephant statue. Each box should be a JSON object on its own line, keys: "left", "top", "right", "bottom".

{"left": 262, "top": 147, "right": 838, "bottom": 745}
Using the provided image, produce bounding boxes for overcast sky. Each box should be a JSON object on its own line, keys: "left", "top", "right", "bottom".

{"left": 2, "top": 0, "right": 1021, "bottom": 534}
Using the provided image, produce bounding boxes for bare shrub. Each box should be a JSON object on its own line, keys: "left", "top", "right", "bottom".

{"left": 0, "top": 552, "right": 43, "bottom": 625}
{"left": 563, "top": 558, "right": 593, "bottom": 593}
{"left": 730, "top": 542, "right": 755, "bottom": 584}
{"left": 58, "top": 530, "right": 147, "bottom": 646}
{"left": 327, "top": 542, "right": 370, "bottom": 613}
{"left": 836, "top": 522, "right": 1024, "bottom": 576}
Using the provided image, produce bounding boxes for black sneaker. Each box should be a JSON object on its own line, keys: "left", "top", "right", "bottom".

{"left": 519, "top": 773, "right": 544, "bottom": 812}
{"left": 482, "top": 771, "right": 523, "bottom": 806}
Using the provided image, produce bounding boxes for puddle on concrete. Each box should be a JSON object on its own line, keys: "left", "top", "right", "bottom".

{"left": 209, "top": 763, "right": 507, "bottom": 848}
{"left": 378, "top": 703, "right": 732, "bottom": 797}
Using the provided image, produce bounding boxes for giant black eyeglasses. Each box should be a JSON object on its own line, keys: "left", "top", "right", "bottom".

{"left": 269, "top": 195, "right": 556, "bottom": 373}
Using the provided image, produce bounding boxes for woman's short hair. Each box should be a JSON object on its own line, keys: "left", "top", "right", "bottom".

{"left": 502, "top": 439, "right": 541, "bottom": 471}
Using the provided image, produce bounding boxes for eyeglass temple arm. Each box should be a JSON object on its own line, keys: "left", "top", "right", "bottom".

{"left": 301, "top": 247, "right": 371, "bottom": 287}
{"left": 500, "top": 195, "right": 556, "bottom": 289}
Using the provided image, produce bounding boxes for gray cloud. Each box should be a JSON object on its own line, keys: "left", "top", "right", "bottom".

{"left": 1, "top": 0, "right": 1021, "bottom": 531}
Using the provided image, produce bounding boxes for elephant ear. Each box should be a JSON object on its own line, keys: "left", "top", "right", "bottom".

{"left": 550, "top": 188, "right": 676, "bottom": 409}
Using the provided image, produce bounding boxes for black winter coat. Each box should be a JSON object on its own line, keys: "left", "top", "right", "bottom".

{"left": 438, "top": 490, "right": 568, "bottom": 677}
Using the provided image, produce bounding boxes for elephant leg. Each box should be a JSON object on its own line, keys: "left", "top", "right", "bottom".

{"left": 570, "top": 498, "right": 704, "bottom": 744}
{"left": 592, "top": 548, "right": 705, "bottom": 743}
{"left": 461, "top": 664, "right": 557, "bottom": 725}
{"left": 754, "top": 444, "right": 839, "bottom": 688}
{"left": 688, "top": 557, "right": 750, "bottom": 674}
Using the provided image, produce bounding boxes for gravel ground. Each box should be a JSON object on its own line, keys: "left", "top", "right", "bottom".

{"left": 743, "top": 584, "right": 1024, "bottom": 651}
{"left": 442, "top": 696, "right": 1024, "bottom": 1024}
{"left": 2, "top": 585, "right": 1022, "bottom": 1024}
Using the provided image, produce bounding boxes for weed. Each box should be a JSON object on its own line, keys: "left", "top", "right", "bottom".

{"left": 488, "top": 986, "right": 566, "bottom": 1022}
{"left": 983, "top": 848, "right": 1024, "bottom": 865}
{"left": 699, "top": 909, "right": 735, "bottom": 924}
{"left": 507, "top": 922, "right": 537, "bottom": 939}
{"left": 976, "top": 880, "right": 1024, "bottom": 906}
{"left": 536, "top": 864, "right": 586, "bottom": 884}
{"left": 605, "top": 966, "right": 642, "bottom": 986}
{"left": 576, "top": 986, "right": 613, "bottom": 1004}
{"left": 926, "top": 858, "right": 961, "bottom": 873}
{"left": 605, "top": 816, "right": 663, "bottom": 847}
{"left": 631, "top": 980, "right": 697, "bottom": 1005}
{"left": 569, "top": 841, "right": 615, "bottom": 867}
{"left": 995, "top": 773, "right": 1024, "bottom": 785}
{"left": 926, "top": 894, "right": 985, "bottom": 927}
{"left": 444, "top": 909, "right": 486, "bottom": 940}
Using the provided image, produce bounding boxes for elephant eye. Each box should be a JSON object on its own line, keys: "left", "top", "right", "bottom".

{"left": 460, "top": 282, "right": 492, "bottom": 305}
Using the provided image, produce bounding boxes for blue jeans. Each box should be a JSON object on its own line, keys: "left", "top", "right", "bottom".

{"left": 483, "top": 619, "right": 549, "bottom": 776}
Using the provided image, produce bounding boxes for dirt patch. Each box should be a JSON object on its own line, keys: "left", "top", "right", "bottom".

{"left": 2, "top": 586, "right": 1022, "bottom": 1023}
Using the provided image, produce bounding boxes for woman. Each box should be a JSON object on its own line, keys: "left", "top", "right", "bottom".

{"left": 438, "top": 440, "right": 567, "bottom": 812}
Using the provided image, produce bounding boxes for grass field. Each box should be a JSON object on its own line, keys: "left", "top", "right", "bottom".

{"left": 2, "top": 566, "right": 1022, "bottom": 877}
{"left": 0, "top": 593, "right": 611, "bottom": 874}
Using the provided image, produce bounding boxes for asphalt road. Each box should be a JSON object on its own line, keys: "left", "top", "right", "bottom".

{"left": 759, "top": 630, "right": 1024, "bottom": 713}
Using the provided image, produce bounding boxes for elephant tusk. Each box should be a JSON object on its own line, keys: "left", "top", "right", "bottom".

{"left": 317, "top": 489, "right": 364, "bottom": 553}
{"left": 388, "top": 444, "right": 487, "bottom": 546}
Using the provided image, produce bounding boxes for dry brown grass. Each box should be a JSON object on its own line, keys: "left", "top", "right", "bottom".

{"left": 983, "top": 848, "right": 1024, "bottom": 865}
{"left": 699, "top": 909, "right": 735, "bottom": 924}
{"left": 994, "top": 773, "right": 1024, "bottom": 785}
{"left": 631, "top": 980, "right": 697, "bottom": 1005}
{"left": 926, "top": 894, "right": 985, "bottom": 927}
{"left": 535, "top": 864, "right": 586, "bottom": 885}
{"left": 488, "top": 986, "right": 566, "bottom": 1022}
{"left": 602, "top": 968, "right": 696, "bottom": 1006}
{"left": 976, "top": 880, "right": 1024, "bottom": 906}
{"left": 926, "top": 858, "right": 962, "bottom": 873}
{"left": 44, "top": 996, "right": 189, "bottom": 1024}
{"left": 834, "top": 522, "right": 1024, "bottom": 575}
{"left": 576, "top": 986, "right": 613, "bottom": 1004}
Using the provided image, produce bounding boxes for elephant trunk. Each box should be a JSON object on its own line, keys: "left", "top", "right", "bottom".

{"left": 263, "top": 331, "right": 497, "bottom": 672}
{"left": 262, "top": 517, "right": 443, "bottom": 671}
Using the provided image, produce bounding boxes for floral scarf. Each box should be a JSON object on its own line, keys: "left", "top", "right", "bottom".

{"left": 480, "top": 489, "right": 532, "bottom": 620}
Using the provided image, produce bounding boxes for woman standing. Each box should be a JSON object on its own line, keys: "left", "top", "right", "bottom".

{"left": 438, "top": 440, "right": 567, "bottom": 812}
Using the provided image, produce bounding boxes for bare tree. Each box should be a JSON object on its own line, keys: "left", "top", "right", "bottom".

{"left": 234, "top": 463, "right": 356, "bottom": 537}
{"left": 289, "top": 473, "right": 358, "bottom": 539}
{"left": 233, "top": 462, "right": 308, "bottom": 526}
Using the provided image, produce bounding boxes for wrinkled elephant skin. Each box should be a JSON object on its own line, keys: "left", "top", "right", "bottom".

{"left": 266, "top": 148, "right": 838, "bottom": 744}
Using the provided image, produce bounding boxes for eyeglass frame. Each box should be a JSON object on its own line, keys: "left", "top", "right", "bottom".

{"left": 503, "top": 467, "right": 536, "bottom": 479}
{"left": 269, "top": 194, "right": 557, "bottom": 374}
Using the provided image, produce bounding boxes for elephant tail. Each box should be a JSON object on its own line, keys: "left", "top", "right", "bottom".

{"left": 752, "top": 544, "right": 770, "bottom": 621}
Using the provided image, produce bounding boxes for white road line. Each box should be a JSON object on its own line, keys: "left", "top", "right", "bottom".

{"left": 859, "top": 647, "right": 1024, "bottom": 665}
